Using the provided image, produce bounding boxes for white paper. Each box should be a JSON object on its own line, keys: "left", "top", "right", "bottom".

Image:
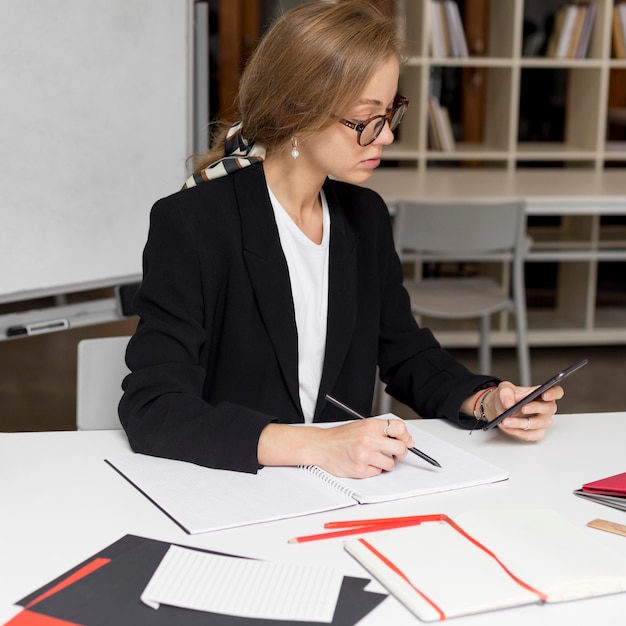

{"left": 141, "top": 545, "right": 343, "bottom": 622}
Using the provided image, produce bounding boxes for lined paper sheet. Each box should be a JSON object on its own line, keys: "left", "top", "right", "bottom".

{"left": 141, "top": 546, "right": 343, "bottom": 622}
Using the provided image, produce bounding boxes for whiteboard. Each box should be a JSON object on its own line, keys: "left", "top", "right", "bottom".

{"left": 0, "top": 0, "right": 191, "bottom": 302}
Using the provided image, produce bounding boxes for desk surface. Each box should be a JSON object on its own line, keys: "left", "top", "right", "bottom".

{"left": 2, "top": 413, "right": 626, "bottom": 625}
{"left": 365, "top": 169, "right": 626, "bottom": 214}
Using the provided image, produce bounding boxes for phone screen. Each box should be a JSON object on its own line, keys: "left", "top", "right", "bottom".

{"left": 482, "top": 358, "right": 588, "bottom": 431}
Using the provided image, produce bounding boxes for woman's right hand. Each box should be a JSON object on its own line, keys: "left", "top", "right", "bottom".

{"left": 258, "top": 418, "right": 414, "bottom": 478}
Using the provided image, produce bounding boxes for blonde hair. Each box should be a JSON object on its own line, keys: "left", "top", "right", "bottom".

{"left": 192, "top": 0, "right": 405, "bottom": 173}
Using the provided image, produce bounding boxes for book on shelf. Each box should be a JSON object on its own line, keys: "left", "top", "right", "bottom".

{"left": 427, "top": 96, "right": 455, "bottom": 152}
{"left": 576, "top": 2, "right": 596, "bottom": 58}
{"left": 622, "top": 3, "right": 626, "bottom": 54}
{"left": 105, "top": 418, "right": 507, "bottom": 534}
{"left": 613, "top": 3, "right": 626, "bottom": 59}
{"left": 556, "top": 4, "right": 578, "bottom": 58}
{"left": 429, "top": 0, "right": 468, "bottom": 58}
{"left": 429, "top": 0, "right": 447, "bottom": 57}
{"left": 428, "top": 97, "right": 443, "bottom": 150}
{"left": 607, "top": 107, "right": 626, "bottom": 126}
{"left": 344, "top": 509, "right": 626, "bottom": 622}
{"left": 439, "top": 107, "right": 456, "bottom": 151}
{"left": 443, "top": 0, "right": 469, "bottom": 57}
{"left": 548, "top": 2, "right": 596, "bottom": 59}
{"left": 605, "top": 141, "right": 626, "bottom": 152}
{"left": 567, "top": 4, "right": 587, "bottom": 57}
{"left": 546, "top": 4, "right": 566, "bottom": 57}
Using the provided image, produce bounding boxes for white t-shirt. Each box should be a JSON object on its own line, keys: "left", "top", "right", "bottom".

{"left": 268, "top": 187, "right": 330, "bottom": 423}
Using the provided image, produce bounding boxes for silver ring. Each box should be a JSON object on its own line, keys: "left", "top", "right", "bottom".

{"left": 524, "top": 417, "right": 531, "bottom": 431}
{"left": 383, "top": 419, "right": 391, "bottom": 437}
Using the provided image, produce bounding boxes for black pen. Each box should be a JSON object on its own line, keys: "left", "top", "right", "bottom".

{"left": 325, "top": 394, "right": 441, "bottom": 468}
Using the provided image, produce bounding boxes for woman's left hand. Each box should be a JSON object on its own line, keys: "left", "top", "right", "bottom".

{"left": 483, "top": 381, "right": 564, "bottom": 441}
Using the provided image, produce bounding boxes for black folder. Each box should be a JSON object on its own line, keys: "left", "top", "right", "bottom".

{"left": 12, "top": 535, "right": 386, "bottom": 626}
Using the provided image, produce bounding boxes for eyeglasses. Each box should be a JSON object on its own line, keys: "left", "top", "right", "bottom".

{"left": 338, "top": 95, "right": 409, "bottom": 146}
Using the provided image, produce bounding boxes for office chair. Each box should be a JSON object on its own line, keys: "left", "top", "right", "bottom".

{"left": 76, "top": 336, "right": 131, "bottom": 430}
{"left": 377, "top": 200, "right": 531, "bottom": 415}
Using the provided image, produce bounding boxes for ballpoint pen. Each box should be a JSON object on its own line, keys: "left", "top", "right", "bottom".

{"left": 324, "top": 394, "right": 441, "bottom": 468}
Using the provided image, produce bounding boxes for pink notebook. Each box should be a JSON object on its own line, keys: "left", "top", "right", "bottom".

{"left": 582, "top": 472, "right": 626, "bottom": 497}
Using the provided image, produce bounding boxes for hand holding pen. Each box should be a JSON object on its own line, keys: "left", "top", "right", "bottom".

{"left": 325, "top": 395, "right": 441, "bottom": 468}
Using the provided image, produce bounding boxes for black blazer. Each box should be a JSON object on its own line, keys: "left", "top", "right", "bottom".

{"left": 119, "top": 164, "right": 495, "bottom": 472}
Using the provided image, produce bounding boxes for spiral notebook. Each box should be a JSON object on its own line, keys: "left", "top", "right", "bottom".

{"left": 106, "top": 419, "right": 507, "bottom": 534}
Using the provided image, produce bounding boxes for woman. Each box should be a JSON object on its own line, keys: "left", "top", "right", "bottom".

{"left": 119, "top": 0, "right": 562, "bottom": 477}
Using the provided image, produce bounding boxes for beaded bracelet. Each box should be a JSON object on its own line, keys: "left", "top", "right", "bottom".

{"left": 478, "top": 387, "right": 498, "bottom": 422}
{"left": 472, "top": 386, "right": 497, "bottom": 421}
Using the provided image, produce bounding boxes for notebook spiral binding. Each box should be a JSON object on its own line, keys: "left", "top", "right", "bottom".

{"left": 300, "top": 465, "right": 356, "bottom": 498}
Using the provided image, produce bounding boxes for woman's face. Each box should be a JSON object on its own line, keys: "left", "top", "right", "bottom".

{"left": 301, "top": 54, "right": 400, "bottom": 185}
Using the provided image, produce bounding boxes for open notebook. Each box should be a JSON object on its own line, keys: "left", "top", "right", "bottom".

{"left": 106, "top": 418, "right": 507, "bottom": 534}
{"left": 344, "top": 509, "right": 626, "bottom": 622}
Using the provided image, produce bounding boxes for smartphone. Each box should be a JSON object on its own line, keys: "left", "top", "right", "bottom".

{"left": 482, "top": 358, "right": 589, "bottom": 431}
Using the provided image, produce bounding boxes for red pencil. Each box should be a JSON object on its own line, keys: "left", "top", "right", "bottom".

{"left": 324, "top": 514, "right": 445, "bottom": 529}
{"left": 288, "top": 515, "right": 444, "bottom": 544}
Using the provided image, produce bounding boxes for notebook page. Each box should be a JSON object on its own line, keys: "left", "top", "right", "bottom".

{"left": 456, "top": 509, "right": 626, "bottom": 602}
{"left": 106, "top": 451, "right": 355, "bottom": 534}
{"left": 141, "top": 545, "right": 343, "bottom": 622}
{"left": 345, "top": 519, "right": 539, "bottom": 622}
{"left": 308, "top": 420, "right": 508, "bottom": 504}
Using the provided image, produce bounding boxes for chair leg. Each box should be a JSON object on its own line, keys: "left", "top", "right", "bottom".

{"left": 479, "top": 315, "right": 492, "bottom": 377}
{"left": 515, "top": 317, "right": 531, "bottom": 387}
{"left": 513, "top": 258, "right": 531, "bottom": 386}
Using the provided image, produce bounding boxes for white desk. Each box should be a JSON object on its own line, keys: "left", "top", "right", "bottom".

{"left": 365, "top": 169, "right": 626, "bottom": 215}
{"left": 2, "top": 413, "right": 626, "bottom": 625}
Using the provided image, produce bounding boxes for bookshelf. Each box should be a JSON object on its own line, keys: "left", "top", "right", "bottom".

{"left": 370, "top": 0, "right": 626, "bottom": 348}
{"left": 391, "top": 0, "right": 626, "bottom": 168}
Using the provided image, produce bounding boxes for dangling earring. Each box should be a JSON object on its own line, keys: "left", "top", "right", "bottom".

{"left": 291, "top": 136, "right": 299, "bottom": 159}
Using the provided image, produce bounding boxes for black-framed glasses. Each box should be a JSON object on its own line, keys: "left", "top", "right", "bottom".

{"left": 338, "top": 95, "right": 409, "bottom": 146}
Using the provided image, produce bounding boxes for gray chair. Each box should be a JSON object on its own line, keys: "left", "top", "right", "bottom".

{"left": 76, "top": 336, "right": 131, "bottom": 430}
{"left": 380, "top": 200, "right": 530, "bottom": 413}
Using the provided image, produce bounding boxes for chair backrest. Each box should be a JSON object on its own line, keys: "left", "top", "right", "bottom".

{"left": 76, "top": 336, "right": 131, "bottom": 430}
{"left": 393, "top": 200, "right": 526, "bottom": 265}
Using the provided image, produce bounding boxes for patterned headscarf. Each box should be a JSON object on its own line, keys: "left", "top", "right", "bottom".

{"left": 182, "top": 122, "right": 266, "bottom": 189}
